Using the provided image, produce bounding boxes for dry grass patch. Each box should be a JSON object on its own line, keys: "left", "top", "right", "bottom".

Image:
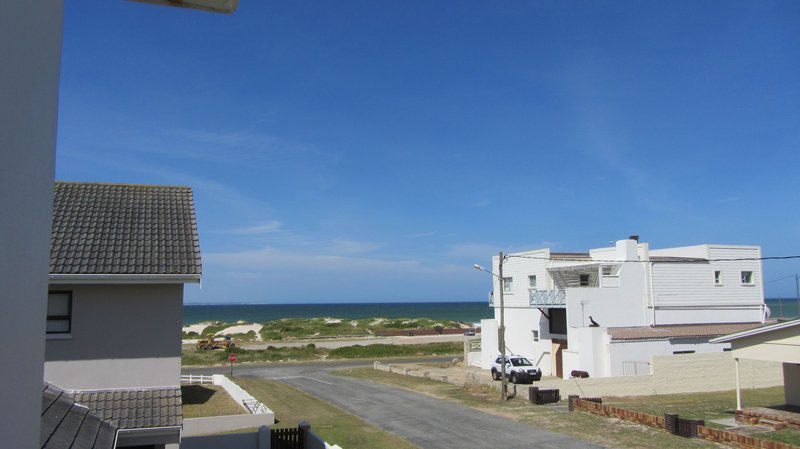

{"left": 181, "top": 385, "right": 245, "bottom": 418}
{"left": 235, "top": 378, "right": 417, "bottom": 449}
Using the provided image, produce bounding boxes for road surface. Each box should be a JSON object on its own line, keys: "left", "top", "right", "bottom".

{"left": 183, "top": 359, "right": 602, "bottom": 449}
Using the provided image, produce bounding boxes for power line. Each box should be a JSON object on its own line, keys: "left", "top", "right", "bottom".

{"left": 764, "top": 273, "right": 799, "bottom": 285}
{"left": 505, "top": 254, "right": 800, "bottom": 263}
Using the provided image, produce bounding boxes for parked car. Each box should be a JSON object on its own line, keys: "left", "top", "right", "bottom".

{"left": 463, "top": 328, "right": 476, "bottom": 336}
{"left": 491, "top": 355, "right": 542, "bottom": 383}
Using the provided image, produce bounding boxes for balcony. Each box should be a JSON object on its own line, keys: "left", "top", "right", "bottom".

{"left": 529, "top": 289, "right": 566, "bottom": 308}
{"left": 488, "top": 291, "right": 494, "bottom": 307}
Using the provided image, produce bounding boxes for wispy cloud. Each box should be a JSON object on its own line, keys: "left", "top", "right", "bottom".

{"left": 408, "top": 231, "right": 438, "bottom": 238}
{"left": 220, "top": 221, "right": 282, "bottom": 235}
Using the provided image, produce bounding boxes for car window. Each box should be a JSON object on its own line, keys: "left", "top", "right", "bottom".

{"left": 495, "top": 357, "right": 501, "bottom": 364}
{"left": 510, "top": 357, "right": 532, "bottom": 366}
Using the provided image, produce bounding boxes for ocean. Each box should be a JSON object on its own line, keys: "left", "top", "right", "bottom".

{"left": 183, "top": 298, "right": 798, "bottom": 325}
{"left": 183, "top": 301, "right": 493, "bottom": 325}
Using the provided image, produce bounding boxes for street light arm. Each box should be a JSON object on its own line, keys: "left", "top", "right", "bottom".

{"left": 473, "top": 264, "right": 502, "bottom": 279}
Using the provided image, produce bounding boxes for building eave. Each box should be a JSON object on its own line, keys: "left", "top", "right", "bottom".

{"left": 710, "top": 318, "right": 800, "bottom": 343}
{"left": 49, "top": 274, "right": 201, "bottom": 284}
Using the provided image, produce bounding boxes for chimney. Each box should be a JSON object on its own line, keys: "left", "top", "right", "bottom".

{"left": 629, "top": 235, "right": 639, "bottom": 242}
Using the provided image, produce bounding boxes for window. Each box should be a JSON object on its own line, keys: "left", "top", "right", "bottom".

{"left": 601, "top": 266, "right": 612, "bottom": 276}
{"left": 548, "top": 308, "right": 567, "bottom": 335}
{"left": 579, "top": 274, "right": 590, "bottom": 286}
{"left": 672, "top": 350, "right": 695, "bottom": 355}
{"left": 714, "top": 271, "right": 722, "bottom": 285}
{"left": 47, "top": 291, "right": 72, "bottom": 334}
{"left": 528, "top": 275, "right": 537, "bottom": 289}
{"left": 741, "top": 271, "right": 754, "bottom": 285}
{"left": 532, "top": 330, "right": 539, "bottom": 342}
{"left": 502, "top": 277, "right": 513, "bottom": 293}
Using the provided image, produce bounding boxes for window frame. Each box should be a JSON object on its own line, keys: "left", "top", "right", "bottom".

{"left": 532, "top": 329, "right": 539, "bottom": 342}
{"left": 47, "top": 290, "right": 72, "bottom": 335}
{"left": 502, "top": 277, "right": 513, "bottom": 294}
{"left": 579, "top": 274, "right": 590, "bottom": 287}
{"left": 740, "top": 271, "right": 754, "bottom": 286}
{"left": 714, "top": 270, "right": 722, "bottom": 286}
{"left": 528, "top": 274, "right": 537, "bottom": 290}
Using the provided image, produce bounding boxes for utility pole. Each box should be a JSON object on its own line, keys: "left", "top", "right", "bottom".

{"left": 498, "top": 251, "right": 507, "bottom": 401}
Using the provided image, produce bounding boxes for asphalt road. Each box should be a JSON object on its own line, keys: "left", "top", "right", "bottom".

{"left": 183, "top": 359, "right": 603, "bottom": 449}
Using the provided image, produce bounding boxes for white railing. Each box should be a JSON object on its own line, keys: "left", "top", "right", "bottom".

{"left": 529, "top": 289, "right": 567, "bottom": 307}
{"left": 181, "top": 374, "right": 214, "bottom": 384}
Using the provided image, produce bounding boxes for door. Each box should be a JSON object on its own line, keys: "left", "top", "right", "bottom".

{"left": 552, "top": 339, "right": 567, "bottom": 378}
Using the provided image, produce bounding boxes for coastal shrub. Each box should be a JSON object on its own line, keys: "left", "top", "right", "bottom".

{"left": 328, "top": 342, "right": 461, "bottom": 359}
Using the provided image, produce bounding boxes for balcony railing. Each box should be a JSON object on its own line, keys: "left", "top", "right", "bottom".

{"left": 488, "top": 291, "right": 494, "bottom": 307}
{"left": 529, "top": 289, "right": 567, "bottom": 308}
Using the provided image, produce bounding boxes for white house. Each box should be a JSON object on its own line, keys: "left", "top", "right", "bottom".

{"left": 478, "top": 237, "right": 768, "bottom": 379}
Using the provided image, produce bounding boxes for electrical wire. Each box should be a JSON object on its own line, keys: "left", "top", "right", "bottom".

{"left": 764, "top": 273, "right": 799, "bottom": 285}
{"left": 504, "top": 254, "right": 800, "bottom": 263}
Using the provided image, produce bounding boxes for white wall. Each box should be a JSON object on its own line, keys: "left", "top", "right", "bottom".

{"left": 45, "top": 283, "right": 183, "bottom": 389}
{"left": 607, "top": 338, "right": 730, "bottom": 377}
{"left": 650, "top": 245, "right": 764, "bottom": 325}
{"left": 564, "top": 261, "right": 649, "bottom": 330}
{"left": 0, "top": 2, "right": 64, "bottom": 448}
{"left": 479, "top": 319, "right": 498, "bottom": 369}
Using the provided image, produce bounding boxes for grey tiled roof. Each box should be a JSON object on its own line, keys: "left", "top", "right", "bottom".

{"left": 70, "top": 387, "right": 183, "bottom": 429}
{"left": 51, "top": 182, "right": 201, "bottom": 276}
{"left": 41, "top": 383, "right": 117, "bottom": 449}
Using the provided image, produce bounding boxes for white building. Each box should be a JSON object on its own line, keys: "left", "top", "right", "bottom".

{"left": 478, "top": 237, "right": 768, "bottom": 379}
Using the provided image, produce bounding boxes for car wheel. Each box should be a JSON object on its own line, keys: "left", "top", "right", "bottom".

{"left": 510, "top": 373, "right": 518, "bottom": 384}
{"left": 491, "top": 369, "right": 500, "bottom": 381}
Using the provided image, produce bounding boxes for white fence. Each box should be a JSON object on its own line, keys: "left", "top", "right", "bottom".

{"left": 181, "top": 374, "right": 213, "bottom": 384}
{"left": 181, "top": 374, "right": 275, "bottom": 437}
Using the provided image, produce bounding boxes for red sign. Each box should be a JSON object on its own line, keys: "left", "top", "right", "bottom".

{"left": 228, "top": 353, "right": 237, "bottom": 363}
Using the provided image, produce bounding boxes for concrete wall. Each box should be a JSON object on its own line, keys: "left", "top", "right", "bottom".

{"left": 0, "top": 2, "right": 64, "bottom": 448}
{"left": 784, "top": 363, "right": 800, "bottom": 407}
{"left": 45, "top": 283, "right": 183, "bottom": 389}
{"left": 607, "top": 338, "right": 731, "bottom": 377}
{"left": 183, "top": 415, "right": 274, "bottom": 437}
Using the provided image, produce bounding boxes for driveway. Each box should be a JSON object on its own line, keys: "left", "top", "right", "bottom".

{"left": 183, "top": 359, "right": 602, "bottom": 449}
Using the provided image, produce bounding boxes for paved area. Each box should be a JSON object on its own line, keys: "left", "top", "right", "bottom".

{"left": 183, "top": 359, "right": 603, "bottom": 449}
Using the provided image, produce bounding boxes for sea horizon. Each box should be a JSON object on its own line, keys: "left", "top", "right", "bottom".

{"left": 182, "top": 298, "right": 798, "bottom": 325}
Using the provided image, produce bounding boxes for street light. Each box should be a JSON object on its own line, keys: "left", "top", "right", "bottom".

{"left": 474, "top": 251, "right": 509, "bottom": 401}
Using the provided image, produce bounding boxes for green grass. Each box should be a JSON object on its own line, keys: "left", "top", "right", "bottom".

{"left": 605, "top": 387, "right": 800, "bottom": 445}
{"left": 235, "top": 378, "right": 417, "bottom": 449}
{"left": 327, "top": 342, "right": 461, "bottom": 359}
{"left": 332, "top": 367, "right": 719, "bottom": 449}
{"left": 605, "top": 387, "right": 786, "bottom": 421}
{"left": 181, "top": 342, "right": 462, "bottom": 366}
{"left": 181, "top": 385, "right": 246, "bottom": 418}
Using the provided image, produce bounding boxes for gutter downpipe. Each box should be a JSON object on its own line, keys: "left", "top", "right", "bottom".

{"left": 649, "top": 261, "right": 656, "bottom": 326}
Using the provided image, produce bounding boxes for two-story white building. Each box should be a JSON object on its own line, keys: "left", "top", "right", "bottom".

{"left": 478, "top": 237, "right": 768, "bottom": 379}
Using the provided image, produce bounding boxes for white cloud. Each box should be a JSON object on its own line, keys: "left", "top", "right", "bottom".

{"left": 408, "top": 231, "right": 438, "bottom": 238}
{"left": 221, "top": 221, "right": 282, "bottom": 235}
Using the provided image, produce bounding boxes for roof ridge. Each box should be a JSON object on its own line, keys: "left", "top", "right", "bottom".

{"left": 54, "top": 180, "right": 192, "bottom": 190}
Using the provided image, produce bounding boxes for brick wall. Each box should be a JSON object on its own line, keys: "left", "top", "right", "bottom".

{"left": 698, "top": 425, "right": 800, "bottom": 449}
{"left": 572, "top": 398, "right": 665, "bottom": 428}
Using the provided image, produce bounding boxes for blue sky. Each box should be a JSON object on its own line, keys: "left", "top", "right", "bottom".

{"left": 56, "top": 1, "right": 800, "bottom": 303}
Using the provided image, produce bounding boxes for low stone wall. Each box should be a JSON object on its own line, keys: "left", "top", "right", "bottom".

{"left": 698, "top": 425, "right": 800, "bottom": 449}
{"left": 570, "top": 397, "right": 665, "bottom": 428}
{"left": 374, "top": 361, "right": 451, "bottom": 384}
{"left": 571, "top": 396, "right": 800, "bottom": 449}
